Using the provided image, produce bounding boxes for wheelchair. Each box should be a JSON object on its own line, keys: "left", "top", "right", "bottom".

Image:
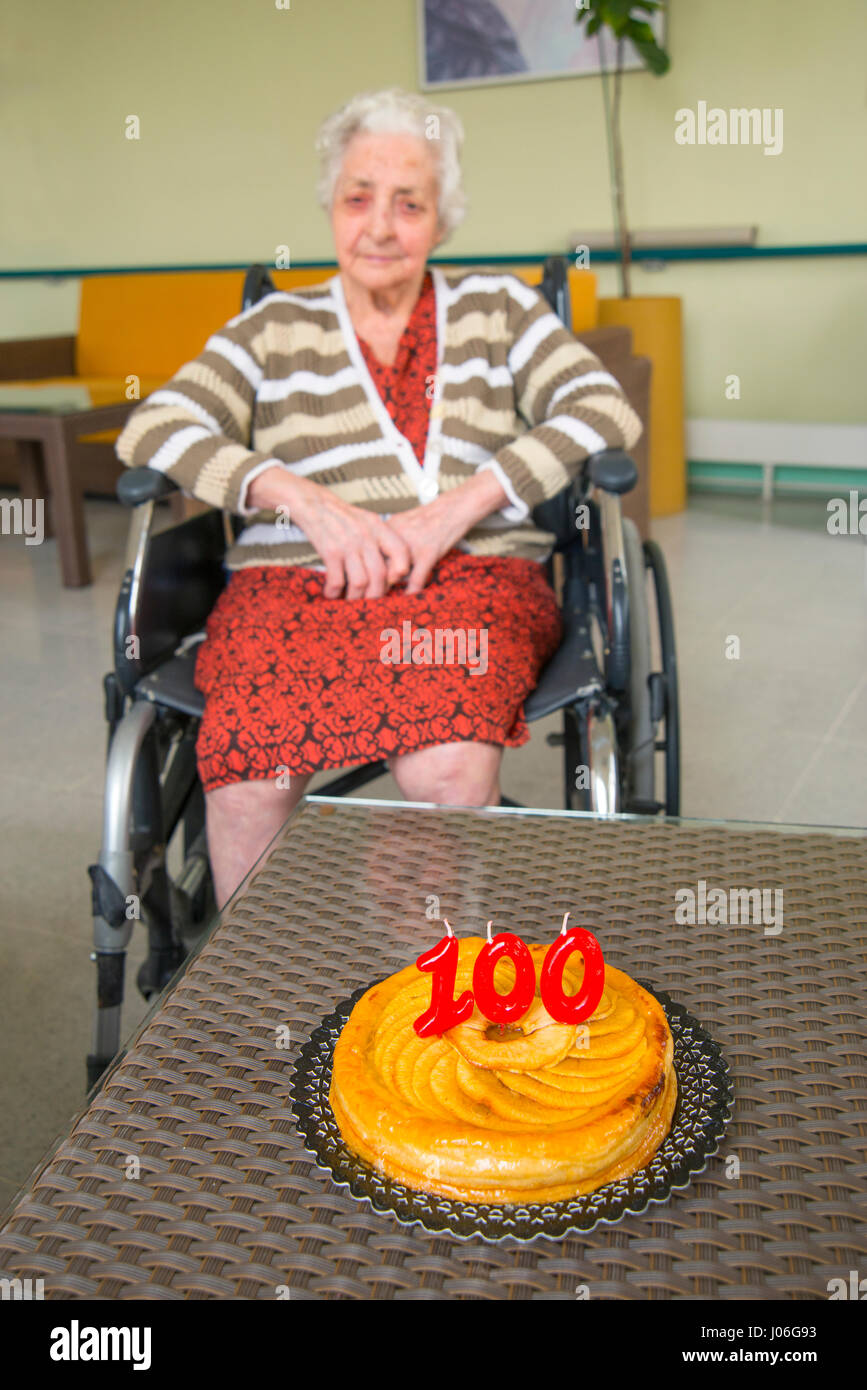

{"left": 86, "top": 257, "right": 680, "bottom": 1089}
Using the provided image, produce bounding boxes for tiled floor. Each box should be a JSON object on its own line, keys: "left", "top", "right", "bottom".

{"left": 0, "top": 489, "right": 865, "bottom": 1199}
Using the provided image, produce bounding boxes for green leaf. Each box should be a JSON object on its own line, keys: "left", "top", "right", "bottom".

{"left": 574, "top": 0, "right": 670, "bottom": 76}
{"left": 575, "top": 7, "right": 599, "bottom": 32}
{"left": 632, "top": 37, "right": 669, "bottom": 74}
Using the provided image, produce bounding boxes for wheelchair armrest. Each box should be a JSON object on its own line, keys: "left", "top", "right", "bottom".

{"left": 587, "top": 449, "right": 638, "bottom": 496}
{"left": 531, "top": 449, "right": 637, "bottom": 550}
{"left": 117, "top": 467, "right": 179, "bottom": 507}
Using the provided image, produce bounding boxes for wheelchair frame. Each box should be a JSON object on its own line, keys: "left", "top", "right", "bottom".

{"left": 86, "top": 257, "right": 680, "bottom": 1090}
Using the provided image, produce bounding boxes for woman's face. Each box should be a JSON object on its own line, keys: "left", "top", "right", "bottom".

{"left": 331, "top": 130, "right": 443, "bottom": 298}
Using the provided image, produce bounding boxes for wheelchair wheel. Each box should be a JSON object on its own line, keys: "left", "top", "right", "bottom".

{"left": 644, "top": 538, "right": 681, "bottom": 816}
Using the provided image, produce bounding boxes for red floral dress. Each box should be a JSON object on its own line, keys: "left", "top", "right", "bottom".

{"left": 194, "top": 270, "right": 562, "bottom": 792}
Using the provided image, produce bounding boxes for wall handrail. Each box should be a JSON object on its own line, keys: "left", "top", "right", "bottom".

{"left": 1, "top": 243, "right": 865, "bottom": 279}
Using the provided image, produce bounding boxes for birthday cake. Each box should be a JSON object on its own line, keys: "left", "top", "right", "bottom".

{"left": 329, "top": 935, "right": 677, "bottom": 1204}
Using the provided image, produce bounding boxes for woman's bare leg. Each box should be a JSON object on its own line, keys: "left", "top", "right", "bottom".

{"left": 388, "top": 741, "right": 502, "bottom": 807}
{"left": 206, "top": 774, "right": 312, "bottom": 908}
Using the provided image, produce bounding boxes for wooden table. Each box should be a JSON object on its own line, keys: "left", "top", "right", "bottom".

{"left": 0, "top": 386, "right": 135, "bottom": 587}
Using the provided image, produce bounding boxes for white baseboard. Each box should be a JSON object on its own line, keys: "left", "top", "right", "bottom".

{"left": 688, "top": 419, "right": 867, "bottom": 467}
{"left": 687, "top": 420, "right": 867, "bottom": 499}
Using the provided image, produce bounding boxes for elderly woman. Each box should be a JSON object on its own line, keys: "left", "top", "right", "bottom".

{"left": 116, "top": 87, "right": 642, "bottom": 907}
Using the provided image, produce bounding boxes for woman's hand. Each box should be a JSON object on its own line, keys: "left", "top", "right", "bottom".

{"left": 388, "top": 469, "right": 512, "bottom": 593}
{"left": 245, "top": 464, "right": 512, "bottom": 597}
{"left": 245, "top": 467, "right": 411, "bottom": 599}
{"left": 387, "top": 495, "right": 473, "bottom": 594}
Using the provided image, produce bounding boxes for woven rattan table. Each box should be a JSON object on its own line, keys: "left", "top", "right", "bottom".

{"left": 2, "top": 798, "right": 865, "bottom": 1300}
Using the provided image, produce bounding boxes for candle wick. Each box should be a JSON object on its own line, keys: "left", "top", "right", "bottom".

{"left": 561, "top": 910, "right": 571, "bottom": 936}
{"left": 486, "top": 920, "right": 493, "bottom": 944}
{"left": 443, "top": 918, "right": 453, "bottom": 937}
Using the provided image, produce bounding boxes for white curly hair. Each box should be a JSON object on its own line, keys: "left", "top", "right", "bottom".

{"left": 315, "top": 87, "right": 467, "bottom": 243}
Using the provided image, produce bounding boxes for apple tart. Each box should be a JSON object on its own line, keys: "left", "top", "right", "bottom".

{"left": 330, "top": 936, "right": 677, "bottom": 1204}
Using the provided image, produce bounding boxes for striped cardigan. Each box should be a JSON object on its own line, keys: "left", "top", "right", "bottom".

{"left": 115, "top": 267, "right": 643, "bottom": 570}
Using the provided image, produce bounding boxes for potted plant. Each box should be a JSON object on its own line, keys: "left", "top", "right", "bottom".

{"left": 575, "top": 1, "right": 685, "bottom": 516}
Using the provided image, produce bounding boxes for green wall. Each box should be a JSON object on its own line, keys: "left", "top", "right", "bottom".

{"left": 2, "top": 0, "right": 865, "bottom": 423}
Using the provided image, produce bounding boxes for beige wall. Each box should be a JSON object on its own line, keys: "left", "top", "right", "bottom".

{"left": 2, "top": 0, "right": 865, "bottom": 422}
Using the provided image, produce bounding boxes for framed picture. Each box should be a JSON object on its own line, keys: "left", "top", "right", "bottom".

{"left": 418, "top": 0, "right": 666, "bottom": 90}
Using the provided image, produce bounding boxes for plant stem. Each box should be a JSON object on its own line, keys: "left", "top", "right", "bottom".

{"left": 597, "top": 29, "right": 623, "bottom": 297}
{"left": 612, "top": 37, "right": 632, "bottom": 298}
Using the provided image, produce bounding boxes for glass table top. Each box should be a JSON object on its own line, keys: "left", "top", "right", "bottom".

{"left": 302, "top": 794, "right": 867, "bottom": 838}
{"left": 92, "top": 789, "right": 867, "bottom": 1094}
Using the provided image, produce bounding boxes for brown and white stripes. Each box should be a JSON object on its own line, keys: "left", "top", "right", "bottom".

{"left": 115, "top": 268, "right": 642, "bottom": 570}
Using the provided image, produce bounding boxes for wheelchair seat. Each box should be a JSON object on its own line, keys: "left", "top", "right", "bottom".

{"left": 136, "top": 642, "right": 206, "bottom": 719}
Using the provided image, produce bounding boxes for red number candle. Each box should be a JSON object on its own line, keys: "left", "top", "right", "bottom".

{"left": 413, "top": 920, "right": 474, "bottom": 1037}
{"left": 540, "top": 912, "right": 605, "bottom": 1024}
{"left": 414, "top": 912, "right": 607, "bottom": 1034}
{"left": 472, "top": 921, "right": 537, "bottom": 1026}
